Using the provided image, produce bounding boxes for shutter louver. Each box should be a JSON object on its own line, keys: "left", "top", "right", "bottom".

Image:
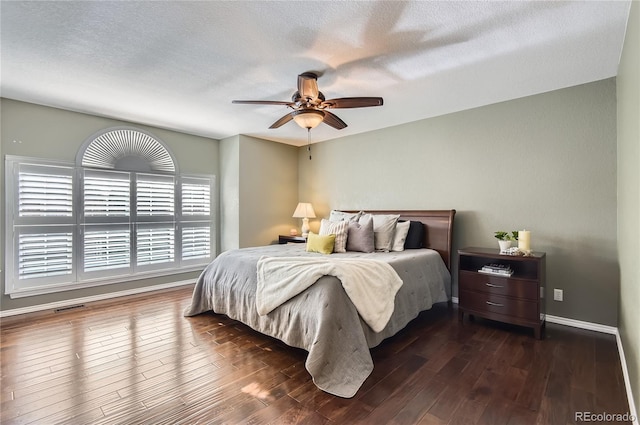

{"left": 19, "top": 232, "right": 73, "bottom": 279}
{"left": 19, "top": 171, "right": 73, "bottom": 217}
{"left": 84, "top": 226, "right": 131, "bottom": 272}
{"left": 182, "top": 182, "right": 210, "bottom": 216}
{"left": 137, "top": 175, "right": 174, "bottom": 216}
{"left": 137, "top": 225, "right": 175, "bottom": 265}
{"left": 84, "top": 171, "right": 130, "bottom": 217}
{"left": 182, "top": 226, "right": 211, "bottom": 260}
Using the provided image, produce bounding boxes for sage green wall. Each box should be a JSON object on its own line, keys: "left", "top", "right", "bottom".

{"left": 220, "top": 134, "right": 241, "bottom": 252}
{"left": 0, "top": 98, "right": 219, "bottom": 313}
{"left": 617, "top": 0, "right": 639, "bottom": 413}
{"left": 219, "top": 134, "right": 299, "bottom": 251}
{"left": 299, "top": 78, "right": 618, "bottom": 326}
{"left": 238, "top": 135, "right": 299, "bottom": 247}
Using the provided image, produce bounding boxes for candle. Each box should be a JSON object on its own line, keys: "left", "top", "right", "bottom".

{"left": 518, "top": 230, "right": 531, "bottom": 252}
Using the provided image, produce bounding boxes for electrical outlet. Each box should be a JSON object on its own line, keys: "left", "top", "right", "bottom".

{"left": 554, "top": 289, "right": 563, "bottom": 301}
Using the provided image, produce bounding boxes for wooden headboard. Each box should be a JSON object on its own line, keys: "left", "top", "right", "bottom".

{"left": 347, "top": 210, "right": 456, "bottom": 271}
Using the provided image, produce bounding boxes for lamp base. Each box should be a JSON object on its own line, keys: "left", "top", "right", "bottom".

{"left": 301, "top": 217, "right": 310, "bottom": 237}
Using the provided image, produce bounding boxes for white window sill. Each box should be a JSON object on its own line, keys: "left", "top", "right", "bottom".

{"left": 7, "top": 264, "right": 207, "bottom": 299}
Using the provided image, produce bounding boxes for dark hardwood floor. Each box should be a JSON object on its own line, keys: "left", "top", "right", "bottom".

{"left": 0, "top": 286, "right": 631, "bottom": 424}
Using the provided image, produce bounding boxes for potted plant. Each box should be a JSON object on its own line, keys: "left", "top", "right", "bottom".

{"left": 494, "top": 231, "right": 519, "bottom": 252}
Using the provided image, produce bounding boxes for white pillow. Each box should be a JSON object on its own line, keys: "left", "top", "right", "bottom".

{"left": 391, "top": 220, "right": 411, "bottom": 252}
{"left": 319, "top": 219, "right": 348, "bottom": 253}
{"left": 329, "top": 210, "right": 362, "bottom": 222}
{"left": 361, "top": 213, "right": 400, "bottom": 252}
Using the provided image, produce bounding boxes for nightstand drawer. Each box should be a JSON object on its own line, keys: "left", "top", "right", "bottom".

{"left": 459, "top": 271, "right": 538, "bottom": 301}
{"left": 459, "top": 290, "right": 539, "bottom": 321}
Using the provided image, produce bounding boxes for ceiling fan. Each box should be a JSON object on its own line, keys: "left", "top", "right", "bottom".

{"left": 232, "top": 72, "right": 383, "bottom": 130}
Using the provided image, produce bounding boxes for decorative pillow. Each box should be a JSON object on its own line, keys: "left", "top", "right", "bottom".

{"left": 305, "top": 232, "right": 336, "bottom": 254}
{"left": 319, "top": 219, "right": 348, "bottom": 253}
{"left": 329, "top": 210, "right": 362, "bottom": 222}
{"left": 391, "top": 220, "right": 411, "bottom": 252}
{"left": 404, "top": 221, "right": 425, "bottom": 249}
{"left": 346, "top": 215, "right": 375, "bottom": 253}
{"left": 361, "top": 213, "right": 400, "bottom": 252}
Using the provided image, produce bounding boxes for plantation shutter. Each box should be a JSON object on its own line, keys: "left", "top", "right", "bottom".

{"left": 83, "top": 170, "right": 130, "bottom": 218}
{"left": 136, "top": 174, "right": 174, "bottom": 217}
{"left": 179, "top": 176, "right": 212, "bottom": 265}
{"left": 181, "top": 179, "right": 211, "bottom": 216}
{"left": 135, "top": 173, "right": 176, "bottom": 270}
{"left": 18, "top": 230, "right": 74, "bottom": 280}
{"left": 18, "top": 163, "right": 74, "bottom": 221}
{"left": 82, "top": 225, "right": 131, "bottom": 273}
{"left": 80, "top": 170, "right": 132, "bottom": 277}
{"left": 181, "top": 225, "right": 211, "bottom": 260}
{"left": 136, "top": 224, "right": 175, "bottom": 267}
{"left": 11, "top": 163, "right": 77, "bottom": 289}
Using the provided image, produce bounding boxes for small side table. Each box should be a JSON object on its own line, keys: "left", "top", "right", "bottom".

{"left": 278, "top": 235, "right": 307, "bottom": 244}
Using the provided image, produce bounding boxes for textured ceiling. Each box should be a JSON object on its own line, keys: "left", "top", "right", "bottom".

{"left": 0, "top": 1, "right": 631, "bottom": 146}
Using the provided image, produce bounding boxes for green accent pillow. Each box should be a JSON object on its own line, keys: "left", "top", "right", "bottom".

{"left": 305, "top": 232, "right": 336, "bottom": 254}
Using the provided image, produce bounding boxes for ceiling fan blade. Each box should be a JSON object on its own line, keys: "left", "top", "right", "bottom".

{"left": 298, "top": 72, "right": 319, "bottom": 101}
{"left": 322, "top": 111, "right": 347, "bottom": 130}
{"left": 321, "top": 97, "right": 384, "bottom": 109}
{"left": 269, "top": 112, "right": 294, "bottom": 129}
{"left": 232, "top": 100, "right": 294, "bottom": 106}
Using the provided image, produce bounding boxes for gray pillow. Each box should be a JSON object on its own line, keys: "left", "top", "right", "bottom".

{"left": 361, "top": 213, "right": 400, "bottom": 252}
{"left": 329, "top": 209, "right": 362, "bottom": 222}
{"left": 346, "top": 215, "right": 375, "bottom": 253}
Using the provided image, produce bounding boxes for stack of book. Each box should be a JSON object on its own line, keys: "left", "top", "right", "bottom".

{"left": 478, "top": 263, "right": 513, "bottom": 277}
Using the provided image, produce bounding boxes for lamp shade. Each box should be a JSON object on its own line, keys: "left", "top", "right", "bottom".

{"left": 292, "top": 110, "right": 325, "bottom": 129}
{"left": 292, "top": 202, "right": 316, "bottom": 218}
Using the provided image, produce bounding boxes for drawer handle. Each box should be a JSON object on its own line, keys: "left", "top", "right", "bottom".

{"left": 486, "top": 301, "right": 504, "bottom": 307}
{"left": 485, "top": 283, "right": 503, "bottom": 288}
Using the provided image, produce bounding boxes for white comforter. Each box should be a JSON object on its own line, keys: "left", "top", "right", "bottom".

{"left": 256, "top": 256, "right": 403, "bottom": 332}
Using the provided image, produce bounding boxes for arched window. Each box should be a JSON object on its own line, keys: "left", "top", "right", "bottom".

{"left": 5, "top": 128, "right": 215, "bottom": 297}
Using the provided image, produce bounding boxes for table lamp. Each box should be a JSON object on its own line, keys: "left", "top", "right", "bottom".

{"left": 292, "top": 202, "right": 316, "bottom": 237}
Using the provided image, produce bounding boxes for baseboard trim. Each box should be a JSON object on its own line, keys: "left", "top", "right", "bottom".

{"left": 0, "top": 280, "right": 194, "bottom": 318}
{"left": 616, "top": 330, "right": 639, "bottom": 425}
{"left": 545, "top": 314, "right": 618, "bottom": 335}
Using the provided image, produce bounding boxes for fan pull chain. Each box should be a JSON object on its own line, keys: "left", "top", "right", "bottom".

{"left": 307, "top": 128, "right": 312, "bottom": 160}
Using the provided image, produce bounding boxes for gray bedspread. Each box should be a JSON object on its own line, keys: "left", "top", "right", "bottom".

{"left": 184, "top": 244, "right": 450, "bottom": 398}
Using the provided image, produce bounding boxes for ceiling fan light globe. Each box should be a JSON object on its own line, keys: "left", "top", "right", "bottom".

{"left": 292, "top": 109, "right": 325, "bottom": 129}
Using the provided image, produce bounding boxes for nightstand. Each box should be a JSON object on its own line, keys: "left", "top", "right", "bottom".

{"left": 458, "top": 247, "right": 546, "bottom": 339}
{"left": 278, "top": 235, "right": 307, "bottom": 244}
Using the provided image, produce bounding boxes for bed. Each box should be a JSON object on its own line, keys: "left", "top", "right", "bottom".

{"left": 184, "top": 209, "right": 456, "bottom": 398}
